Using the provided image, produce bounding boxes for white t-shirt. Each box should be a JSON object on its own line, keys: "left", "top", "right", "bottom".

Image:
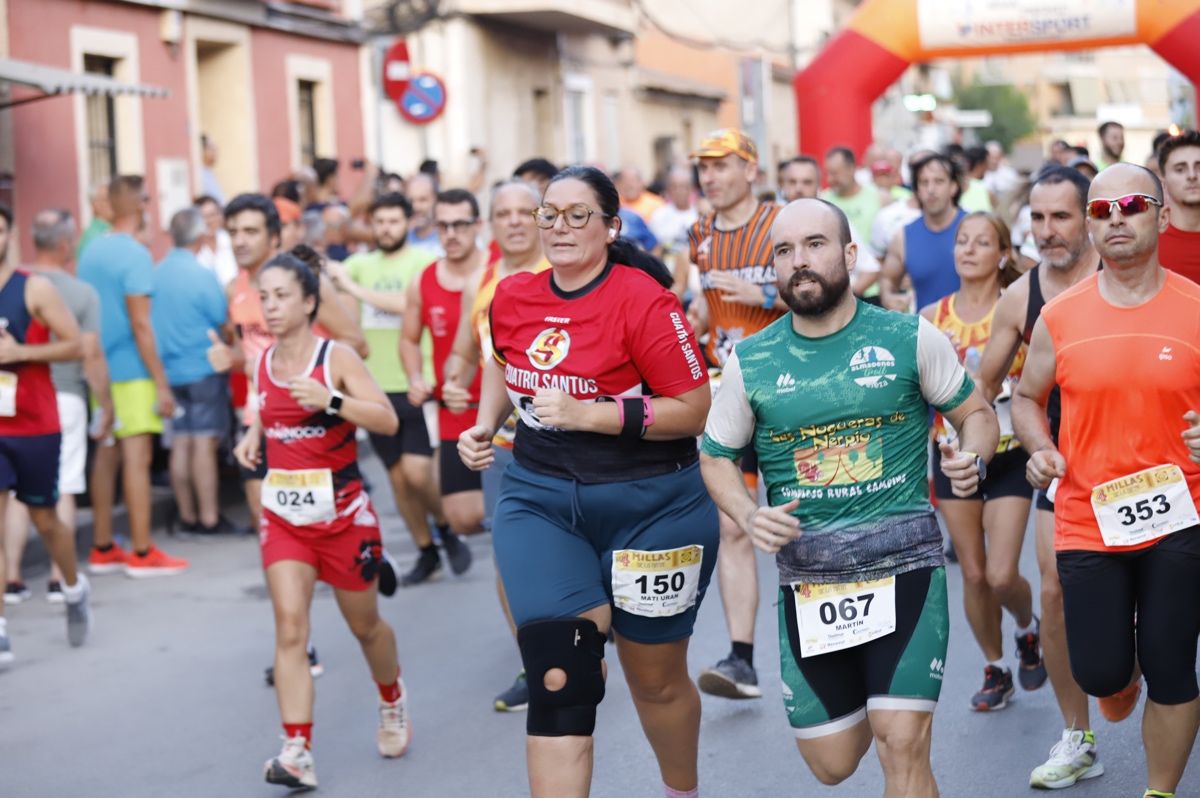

{"left": 649, "top": 203, "right": 699, "bottom": 254}
{"left": 197, "top": 228, "right": 238, "bottom": 287}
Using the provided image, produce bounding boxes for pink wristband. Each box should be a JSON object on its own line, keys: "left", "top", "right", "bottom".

{"left": 615, "top": 397, "right": 625, "bottom": 428}
{"left": 641, "top": 396, "right": 655, "bottom": 430}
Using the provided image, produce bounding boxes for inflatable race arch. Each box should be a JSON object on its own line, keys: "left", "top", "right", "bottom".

{"left": 794, "top": 0, "right": 1200, "bottom": 159}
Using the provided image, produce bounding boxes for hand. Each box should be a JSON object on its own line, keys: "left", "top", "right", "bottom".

{"left": 154, "top": 381, "right": 176, "bottom": 421}
{"left": 442, "top": 376, "right": 471, "bottom": 414}
{"left": 407, "top": 378, "right": 432, "bottom": 407}
{"left": 1027, "top": 445, "right": 1067, "bottom": 490}
{"left": 324, "top": 261, "right": 350, "bottom": 291}
{"left": 938, "top": 442, "right": 981, "bottom": 498}
{"left": 0, "top": 327, "right": 25, "bottom": 364}
{"left": 708, "top": 272, "right": 765, "bottom": 307}
{"left": 531, "top": 389, "right": 586, "bottom": 431}
{"left": 1184, "top": 411, "right": 1200, "bottom": 464}
{"left": 745, "top": 498, "right": 802, "bottom": 554}
{"left": 288, "top": 377, "right": 332, "bottom": 411}
{"left": 233, "top": 428, "right": 262, "bottom": 471}
{"left": 206, "top": 330, "right": 233, "bottom": 374}
{"left": 90, "top": 401, "right": 114, "bottom": 442}
{"left": 457, "top": 424, "right": 495, "bottom": 471}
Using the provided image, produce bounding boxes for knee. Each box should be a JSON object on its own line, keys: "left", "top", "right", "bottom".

{"left": 811, "top": 763, "right": 856, "bottom": 786}
{"left": 625, "top": 669, "right": 689, "bottom": 707}
{"left": 959, "top": 563, "right": 988, "bottom": 591}
{"left": 985, "top": 567, "right": 1020, "bottom": 597}
{"left": 445, "top": 504, "right": 483, "bottom": 535}
{"left": 401, "top": 459, "right": 431, "bottom": 489}
{"left": 1040, "top": 577, "right": 1063, "bottom": 610}
{"left": 1070, "top": 658, "right": 1132, "bottom": 699}
{"left": 518, "top": 619, "right": 607, "bottom": 737}
{"left": 275, "top": 611, "right": 309, "bottom": 650}
{"left": 345, "top": 612, "right": 384, "bottom": 644}
{"left": 875, "top": 726, "right": 930, "bottom": 769}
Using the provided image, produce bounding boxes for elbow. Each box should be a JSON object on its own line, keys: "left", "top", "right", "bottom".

{"left": 355, "top": 339, "right": 370, "bottom": 359}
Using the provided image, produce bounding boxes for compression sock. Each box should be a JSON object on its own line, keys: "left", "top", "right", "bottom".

{"left": 377, "top": 668, "right": 403, "bottom": 703}
{"left": 664, "top": 784, "right": 698, "bottom": 798}
{"left": 283, "top": 722, "right": 313, "bottom": 748}
{"left": 731, "top": 641, "right": 754, "bottom": 667}
{"left": 1143, "top": 790, "right": 1174, "bottom": 797}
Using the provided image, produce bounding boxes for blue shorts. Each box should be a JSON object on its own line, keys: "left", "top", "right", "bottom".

{"left": 171, "top": 373, "right": 230, "bottom": 437}
{"left": 0, "top": 433, "right": 61, "bottom": 508}
{"left": 493, "top": 460, "right": 719, "bottom": 644}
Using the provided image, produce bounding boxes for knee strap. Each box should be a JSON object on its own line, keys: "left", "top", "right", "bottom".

{"left": 517, "top": 618, "right": 607, "bottom": 737}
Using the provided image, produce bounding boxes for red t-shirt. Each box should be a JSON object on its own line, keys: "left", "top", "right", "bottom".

{"left": 490, "top": 263, "right": 707, "bottom": 483}
{"left": 0, "top": 270, "right": 59, "bottom": 437}
{"left": 1159, "top": 224, "right": 1200, "bottom": 285}
{"left": 419, "top": 263, "right": 481, "bottom": 442}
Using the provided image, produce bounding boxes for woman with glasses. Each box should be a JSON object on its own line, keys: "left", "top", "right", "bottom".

{"left": 921, "top": 211, "right": 1047, "bottom": 713}
{"left": 458, "top": 166, "right": 717, "bottom": 798}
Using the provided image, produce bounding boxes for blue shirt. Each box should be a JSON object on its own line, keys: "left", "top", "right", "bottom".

{"left": 904, "top": 208, "right": 966, "bottom": 311}
{"left": 78, "top": 232, "right": 155, "bottom": 382}
{"left": 151, "top": 248, "right": 228, "bottom": 386}
{"left": 617, "top": 209, "right": 660, "bottom": 252}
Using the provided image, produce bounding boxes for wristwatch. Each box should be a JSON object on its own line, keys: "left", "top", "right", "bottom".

{"left": 969, "top": 452, "right": 988, "bottom": 482}
{"left": 325, "top": 389, "right": 345, "bottom": 416}
{"left": 761, "top": 283, "right": 779, "bottom": 309}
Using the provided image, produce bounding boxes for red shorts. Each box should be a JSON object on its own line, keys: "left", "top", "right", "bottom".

{"left": 260, "top": 508, "right": 384, "bottom": 592}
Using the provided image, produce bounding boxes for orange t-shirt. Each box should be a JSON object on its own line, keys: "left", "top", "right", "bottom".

{"left": 1042, "top": 270, "right": 1200, "bottom": 552}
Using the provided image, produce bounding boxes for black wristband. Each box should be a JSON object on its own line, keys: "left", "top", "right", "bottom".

{"left": 620, "top": 397, "right": 644, "bottom": 441}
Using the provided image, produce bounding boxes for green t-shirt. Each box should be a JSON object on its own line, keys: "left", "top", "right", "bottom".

{"left": 76, "top": 217, "right": 111, "bottom": 259}
{"left": 345, "top": 246, "right": 435, "bottom": 393}
{"left": 820, "top": 187, "right": 881, "bottom": 246}
{"left": 960, "top": 178, "right": 993, "bottom": 213}
{"left": 702, "top": 302, "right": 973, "bottom": 584}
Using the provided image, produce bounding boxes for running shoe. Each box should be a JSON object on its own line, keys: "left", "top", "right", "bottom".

{"left": 0, "top": 624, "right": 12, "bottom": 668}
{"left": 1098, "top": 678, "right": 1141, "bottom": 722}
{"left": 264, "top": 735, "right": 317, "bottom": 789}
{"left": 377, "top": 681, "right": 411, "bottom": 758}
{"left": 45, "top": 581, "right": 64, "bottom": 604}
{"left": 87, "top": 544, "right": 129, "bottom": 575}
{"left": 971, "top": 665, "right": 1015, "bottom": 711}
{"left": 698, "top": 654, "right": 762, "bottom": 699}
{"left": 4, "top": 582, "right": 31, "bottom": 605}
{"left": 1029, "top": 729, "right": 1104, "bottom": 789}
{"left": 1016, "top": 620, "right": 1049, "bottom": 691}
{"left": 124, "top": 546, "right": 189, "bottom": 578}
{"left": 378, "top": 551, "right": 398, "bottom": 598}
{"left": 400, "top": 549, "right": 442, "bottom": 587}
{"left": 65, "top": 575, "right": 91, "bottom": 647}
{"left": 263, "top": 644, "right": 324, "bottom": 687}
{"left": 494, "top": 671, "right": 529, "bottom": 712}
{"left": 440, "top": 530, "right": 472, "bottom": 576}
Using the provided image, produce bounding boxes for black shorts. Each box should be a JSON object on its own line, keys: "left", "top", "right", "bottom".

{"left": 369, "top": 392, "right": 434, "bottom": 468}
{"left": 933, "top": 446, "right": 1032, "bottom": 502}
{"left": 0, "top": 433, "right": 61, "bottom": 508}
{"left": 1035, "top": 489, "right": 1055, "bottom": 514}
{"left": 1057, "top": 526, "right": 1200, "bottom": 705}
{"left": 439, "top": 444, "right": 481, "bottom": 496}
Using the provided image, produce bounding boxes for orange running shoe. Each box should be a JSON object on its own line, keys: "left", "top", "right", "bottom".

{"left": 87, "top": 544, "right": 129, "bottom": 575}
{"left": 124, "top": 546, "right": 189, "bottom": 578}
{"left": 1098, "top": 678, "right": 1141, "bottom": 722}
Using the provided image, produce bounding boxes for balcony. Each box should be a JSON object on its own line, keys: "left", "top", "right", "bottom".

{"left": 453, "top": 0, "right": 635, "bottom": 37}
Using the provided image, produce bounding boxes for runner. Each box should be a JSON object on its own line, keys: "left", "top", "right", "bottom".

{"left": 976, "top": 166, "right": 1106, "bottom": 789}
{"left": 0, "top": 204, "right": 92, "bottom": 665}
{"left": 701, "top": 198, "right": 998, "bottom": 795}
{"left": 232, "top": 253, "right": 409, "bottom": 790}
{"left": 687, "top": 128, "right": 784, "bottom": 699}
{"left": 458, "top": 166, "right": 717, "bottom": 798}
{"left": 921, "top": 211, "right": 1046, "bottom": 713}
{"left": 1156, "top": 130, "right": 1200, "bottom": 283}
{"left": 1013, "top": 163, "right": 1200, "bottom": 798}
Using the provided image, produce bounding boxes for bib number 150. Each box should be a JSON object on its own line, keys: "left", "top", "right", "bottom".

{"left": 635, "top": 572, "right": 687, "bottom": 596}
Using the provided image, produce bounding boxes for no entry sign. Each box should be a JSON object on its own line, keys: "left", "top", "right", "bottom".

{"left": 397, "top": 72, "right": 447, "bottom": 125}
{"left": 381, "top": 40, "right": 412, "bottom": 103}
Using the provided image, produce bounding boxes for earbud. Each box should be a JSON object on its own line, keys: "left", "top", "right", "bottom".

{"left": 608, "top": 230, "right": 616, "bottom": 240}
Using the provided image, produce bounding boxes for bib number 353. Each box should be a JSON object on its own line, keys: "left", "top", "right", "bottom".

{"left": 792, "top": 577, "right": 897, "bottom": 658}
{"left": 1091, "top": 464, "right": 1199, "bottom": 548}
{"left": 611, "top": 545, "right": 703, "bottom": 618}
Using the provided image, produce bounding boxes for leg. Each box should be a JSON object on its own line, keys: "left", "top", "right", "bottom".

{"left": 940, "top": 498, "right": 1002, "bottom": 661}
{"left": 981, "top": 496, "right": 1034, "bottom": 627}
{"left": 397, "top": 455, "right": 435, "bottom": 547}
{"left": 617, "top": 635, "right": 701, "bottom": 792}
{"left": 89, "top": 441, "right": 120, "bottom": 548}
{"left": 795, "top": 720, "right": 874, "bottom": 785}
{"left": 28, "top": 506, "right": 79, "bottom": 587}
{"left": 1036, "top": 509, "right": 1090, "bottom": 728}
{"left": 1057, "top": 550, "right": 1136, "bottom": 698}
{"left": 244, "top": 479, "right": 263, "bottom": 531}
{"left": 265, "top": 560, "right": 318, "bottom": 724}
{"left": 190, "top": 434, "right": 221, "bottom": 528}
{"left": 50, "top": 494, "right": 74, "bottom": 583}
{"left": 333, "top": 586, "right": 399, "bottom": 685}
{"left": 119, "top": 433, "right": 154, "bottom": 552}
{"left": 442, "top": 491, "right": 484, "bottom": 536}
{"left": 168, "top": 434, "right": 197, "bottom": 526}
{"left": 869, "top": 709, "right": 938, "bottom": 798}
{"left": 4, "top": 499, "right": 29, "bottom": 584}
{"left": 714, "top": 510, "right": 758, "bottom": 647}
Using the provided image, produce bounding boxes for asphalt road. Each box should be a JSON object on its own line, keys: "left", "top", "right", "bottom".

{"left": 2, "top": 450, "right": 1196, "bottom": 797}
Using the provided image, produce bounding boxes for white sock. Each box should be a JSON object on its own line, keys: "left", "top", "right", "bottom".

{"left": 1015, "top": 616, "right": 1039, "bottom": 637}
{"left": 988, "top": 659, "right": 1007, "bottom": 671}
{"left": 61, "top": 572, "right": 88, "bottom": 603}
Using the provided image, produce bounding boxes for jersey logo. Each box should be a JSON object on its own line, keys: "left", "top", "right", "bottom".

{"left": 1159, "top": 346, "right": 1174, "bottom": 361}
{"left": 849, "top": 346, "right": 897, "bottom": 389}
{"left": 776, "top": 372, "right": 796, "bottom": 393}
{"left": 526, "top": 327, "right": 571, "bottom": 371}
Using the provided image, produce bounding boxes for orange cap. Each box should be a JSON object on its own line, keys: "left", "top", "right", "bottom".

{"left": 273, "top": 197, "right": 302, "bottom": 224}
{"left": 690, "top": 128, "right": 758, "bottom": 162}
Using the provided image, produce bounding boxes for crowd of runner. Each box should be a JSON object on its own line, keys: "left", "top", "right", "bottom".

{"left": 1, "top": 119, "right": 1199, "bottom": 797}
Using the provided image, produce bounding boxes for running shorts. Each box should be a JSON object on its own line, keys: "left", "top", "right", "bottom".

{"left": 368, "top": 392, "right": 434, "bottom": 468}
{"left": 111, "top": 379, "right": 163, "bottom": 439}
{"left": 779, "top": 566, "right": 948, "bottom": 739}
{"left": 932, "top": 447, "right": 1032, "bottom": 502}
{"left": 439, "top": 444, "right": 482, "bottom": 496}
{"left": 493, "top": 460, "right": 719, "bottom": 645}
{"left": 260, "top": 505, "right": 386, "bottom": 592}
{"left": 0, "top": 433, "right": 62, "bottom": 508}
{"left": 171, "top": 374, "right": 230, "bottom": 437}
{"left": 56, "top": 393, "right": 87, "bottom": 496}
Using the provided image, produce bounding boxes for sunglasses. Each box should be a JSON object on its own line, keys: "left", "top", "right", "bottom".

{"left": 1086, "top": 193, "right": 1162, "bottom": 220}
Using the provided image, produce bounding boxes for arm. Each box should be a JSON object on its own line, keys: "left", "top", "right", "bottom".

{"left": 533, "top": 383, "right": 711, "bottom": 440}
{"left": 326, "top": 261, "right": 408, "bottom": 314}
{"left": 399, "top": 275, "right": 432, "bottom": 404}
{"left": 458, "top": 356, "right": 514, "bottom": 472}
{"left": 976, "top": 284, "right": 1027, "bottom": 403}
{"left": 125, "top": 295, "right": 174, "bottom": 417}
{"left": 81, "top": 332, "right": 113, "bottom": 438}
{"left": 1011, "top": 318, "right": 1065, "bottom": 489}
{"left": 316, "top": 274, "right": 369, "bottom": 358}
{"left": 347, "top": 161, "right": 379, "bottom": 218}
{"left": 443, "top": 278, "right": 482, "bottom": 411}
{"left": 668, "top": 254, "right": 691, "bottom": 301}
{"left": 942, "top": 388, "right": 1001, "bottom": 465}
{"left": 880, "top": 229, "right": 910, "bottom": 312}
{"left": 2, "top": 275, "right": 83, "bottom": 363}
{"left": 286, "top": 343, "right": 398, "bottom": 436}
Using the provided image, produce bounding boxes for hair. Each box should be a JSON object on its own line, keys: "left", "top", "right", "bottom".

{"left": 31, "top": 208, "right": 73, "bottom": 251}
{"left": 289, "top": 243, "right": 325, "bottom": 278}
{"left": 910, "top": 153, "right": 963, "bottom": 205}
{"left": 369, "top": 191, "right": 413, "bottom": 218}
{"left": 489, "top": 179, "right": 541, "bottom": 214}
{"left": 301, "top": 209, "right": 325, "bottom": 247}
{"left": 108, "top": 174, "right": 144, "bottom": 198}
{"left": 193, "top": 194, "right": 221, "bottom": 211}
{"left": 956, "top": 211, "right": 1020, "bottom": 288}
{"left": 825, "top": 146, "right": 856, "bottom": 166}
{"left": 313, "top": 158, "right": 339, "bottom": 186}
{"left": 200, "top": 133, "right": 211, "bottom": 148}
{"left": 513, "top": 157, "right": 558, "bottom": 183}
{"left": 547, "top": 165, "right": 673, "bottom": 289}
{"left": 965, "top": 146, "right": 989, "bottom": 171}
{"left": 436, "top": 188, "right": 480, "bottom": 219}
{"left": 261, "top": 252, "right": 321, "bottom": 322}
{"left": 1098, "top": 121, "right": 1123, "bottom": 138}
{"left": 419, "top": 159, "right": 439, "bottom": 177}
{"left": 815, "top": 198, "right": 853, "bottom": 247}
{"left": 1152, "top": 130, "right": 1173, "bottom": 157}
{"left": 0, "top": 203, "right": 10, "bottom": 230}
{"left": 1031, "top": 165, "right": 1092, "bottom": 211}
{"left": 270, "top": 179, "right": 302, "bottom": 204}
{"left": 169, "top": 207, "right": 208, "bottom": 248}
{"left": 779, "top": 155, "right": 819, "bottom": 173}
{"left": 1157, "top": 130, "right": 1200, "bottom": 173}
{"left": 1071, "top": 146, "right": 1091, "bottom": 159}
{"left": 1052, "top": 139, "right": 1070, "bottom": 150}
{"left": 224, "top": 193, "right": 281, "bottom": 236}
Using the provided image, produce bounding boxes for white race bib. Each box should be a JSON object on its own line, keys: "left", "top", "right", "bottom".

{"left": 792, "top": 577, "right": 897, "bottom": 658}
{"left": 361, "top": 303, "right": 401, "bottom": 331}
{"left": 611, "top": 545, "right": 703, "bottom": 618}
{"left": 0, "top": 371, "right": 15, "bottom": 417}
{"left": 1091, "top": 464, "right": 1199, "bottom": 548}
{"left": 262, "top": 468, "right": 336, "bottom": 526}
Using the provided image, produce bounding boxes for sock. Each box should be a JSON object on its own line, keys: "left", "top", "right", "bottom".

{"left": 419, "top": 543, "right": 438, "bottom": 557}
{"left": 988, "top": 659, "right": 1007, "bottom": 671}
{"left": 1144, "top": 791, "right": 1174, "bottom": 798}
{"left": 1081, "top": 729, "right": 1095, "bottom": 745}
{"left": 731, "top": 641, "right": 754, "bottom": 667}
{"left": 134, "top": 548, "right": 151, "bottom": 558}
{"left": 283, "top": 722, "right": 313, "bottom": 748}
{"left": 377, "top": 668, "right": 403, "bottom": 703}
{"left": 61, "top": 574, "right": 87, "bottom": 603}
{"left": 94, "top": 543, "right": 113, "bottom": 553}
{"left": 1015, "top": 616, "right": 1039, "bottom": 636}
{"left": 664, "top": 784, "right": 698, "bottom": 798}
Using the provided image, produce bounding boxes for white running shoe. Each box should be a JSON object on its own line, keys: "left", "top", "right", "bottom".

{"left": 264, "top": 735, "right": 317, "bottom": 789}
{"left": 377, "top": 680, "right": 411, "bottom": 758}
{"left": 1030, "top": 728, "right": 1104, "bottom": 789}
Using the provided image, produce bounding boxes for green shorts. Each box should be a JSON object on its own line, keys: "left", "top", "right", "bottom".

{"left": 779, "top": 566, "right": 948, "bottom": 739}
{"left": 111, "top": 379, "right": 163, "bottom": 440}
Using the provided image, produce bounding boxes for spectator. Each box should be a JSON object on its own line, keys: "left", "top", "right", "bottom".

{"left": 79, "top": 175, "right": 188, "bottom": 576}
{"left": 311, "top": 157, "right": 340, "bottom": 209}
{"left": 270, "top": 179, "right": 303, "bottom": 205}
{"left": 274, "top": 197, "right": 303, "bottom": 252}
{"left": 984, "top": 141, "right": 1021, "bottom": 198}
{"left": 616, "top": 207, "right": 660, "bottom": 253}
{"left": 778, "top": 156, "right": 821, "bottom": 203}
{"left": 405, "top": 172, "right": 442, "bottom": 254}
{"left": 322, "top": 204, "right": 352, "bottom": 261}
{"left": 649, "top": 166, "right": 699, "bottom": 255}
{"left": 194, "top": 195, "right": 238, "bottom": 287}
{"left": 152, "top": 207, "right": 232, "bottom": 535}
{"left": 512, "top": 157, "right": 557, "bottom": 196}
{"left": 1049, "top": 139, "right": 1072, "bottom": 165}
{"left": 615, "top": 165, "right": 664, "bottom": 223}
{"left": 960, "top": 145, "right": 996, "bottom": 212}
{"left": 76, "top": 182, "right": 112, "bottom": 259}
{"left": 821, "top": 146, "right": 882, "bottom": 244}
{"left": 199, "top": 134, "right": 226, "bottom": 206}
{"left": 301, "top": 208, "right": 325, "bottom": 250}
{"left": 1096, "top": 121, "right": 1125, "bottom": 169}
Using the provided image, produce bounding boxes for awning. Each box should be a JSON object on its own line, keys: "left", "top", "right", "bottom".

{"left": 0, "top": 57, "right": 168, "bottom": 110}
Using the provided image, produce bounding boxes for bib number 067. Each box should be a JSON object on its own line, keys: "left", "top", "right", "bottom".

{"left": 817, "top": 592, "right": 875, "bottom": 625}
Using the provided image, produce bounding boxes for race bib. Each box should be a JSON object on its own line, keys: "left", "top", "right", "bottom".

{"left": 362, "top": 303, "right": 401, "bottom": 331}
{"left": 611, "top": 545, "right": 703, "bottom": 618}
{"left": 263, "top": 468, "right": 336, "bottom": 526}
{"left": 1091, "top": 464, "right": 1199, "bottom": 548}
{"left": 792, "top": 577, "right": 896, "bottom": 658}
{"left": 0, "top": 371, "right": 15, "bottom": 417}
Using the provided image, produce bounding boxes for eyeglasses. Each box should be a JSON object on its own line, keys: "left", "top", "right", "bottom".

{"left": 532, "top": 204, "right": 602, "bottom": 229}
{"left": 435, "top": 219, "right": 478, "bottom": 233}
{"left": 1086, "top": 193, "right": 1163, "bottom": 220}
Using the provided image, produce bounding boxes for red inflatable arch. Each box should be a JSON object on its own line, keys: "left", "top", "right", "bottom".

{"left": 795, "top": 0, "right": 1200, "bottom": 159}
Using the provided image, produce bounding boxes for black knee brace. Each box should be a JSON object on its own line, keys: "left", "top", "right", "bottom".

{"left": 517, "top": 618, "right": 607, "bottom": 737}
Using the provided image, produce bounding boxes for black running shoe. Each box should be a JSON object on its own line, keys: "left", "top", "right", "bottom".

{"left": 494, "top": 671, "right": 529, "bottom": 712}
{"left": 264, "top": 644, "right": 324, "bottom": 686}
{"left": 1016, "top": 619, "right": 1049, "bottom": 691}
{"left": 971, "top": 665, "right": 1015, "bottom": 711}
{"left": 441, "top": 531, "right": 473, "bottom": 576}
{"left": 400, "top": 548, "right": 443, "bottom": 587}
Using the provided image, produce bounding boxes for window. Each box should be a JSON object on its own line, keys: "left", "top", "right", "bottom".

{"left": 83, "top": 54, "right": 118, "bottom": 186}
{"left": 297, "top": 80, "right": 318, "bottom": 167}
{"left": 566, "top": 89, "right": 587, "bottom": 164}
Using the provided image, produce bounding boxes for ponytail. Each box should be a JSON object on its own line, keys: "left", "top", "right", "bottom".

{"left": 608, "top": 238, "right": 673, "bottom": 290}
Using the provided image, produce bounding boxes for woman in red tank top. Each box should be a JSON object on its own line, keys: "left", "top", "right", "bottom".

{"left": 232, "top": 254, "right": 409, "bottom": 790}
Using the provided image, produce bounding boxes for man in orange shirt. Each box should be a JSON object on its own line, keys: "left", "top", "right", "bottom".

{"left": 1013, "top": 163, "right": 1200, "bottom": 798}
{"left": 615, "top": 166, "right": 665, "bottom": 224}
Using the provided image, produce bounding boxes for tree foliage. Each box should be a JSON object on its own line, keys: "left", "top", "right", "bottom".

{"left": 955, "top": 80, "right": 1037, "bottom": 150}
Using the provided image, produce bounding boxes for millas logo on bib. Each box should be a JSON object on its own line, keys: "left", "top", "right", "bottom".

{"left": 849, "top": 346, "right": 897, "bottom": 389}
{"left": 527, "top": 328, "right": 571, "bottom": 371}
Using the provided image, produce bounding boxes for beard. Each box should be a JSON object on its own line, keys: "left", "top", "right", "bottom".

{"left": 780, "top": 266, "right": 850, "bottom": 317}
{"left": 377, "top": 233, "right": 407, "bottom": 254}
